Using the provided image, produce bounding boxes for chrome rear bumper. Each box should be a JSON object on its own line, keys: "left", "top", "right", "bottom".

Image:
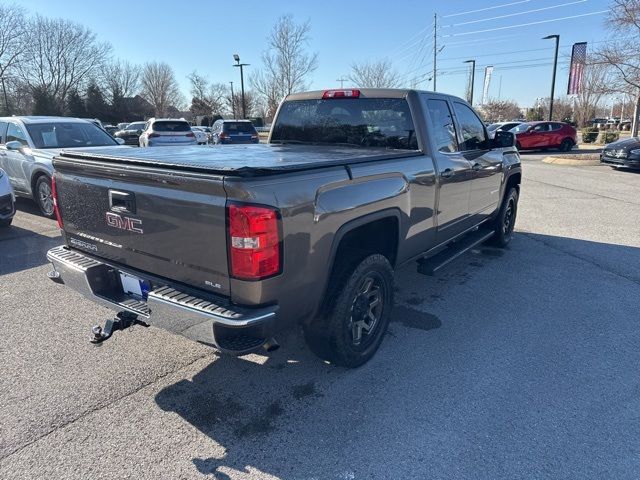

{"left": 46, "top": 245, "right": 277, "bottom": 353}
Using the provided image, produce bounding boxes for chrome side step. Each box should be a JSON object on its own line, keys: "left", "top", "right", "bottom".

{"left": 417, "top": 229, "right": 495, "bottom": 276}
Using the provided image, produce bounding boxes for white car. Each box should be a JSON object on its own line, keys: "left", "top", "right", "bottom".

{"left": 0, "top": 168, "right": 15, "bottom": 227}
{"left": 139, "top": 118, "right": 197, "bottom": 147}
{"left": 191, "top": 126, "right": 209, "bottom": 145}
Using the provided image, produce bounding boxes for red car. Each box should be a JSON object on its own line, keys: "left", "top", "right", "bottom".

{"left": 512, "top": 121, "right": 577, "bottom": 151}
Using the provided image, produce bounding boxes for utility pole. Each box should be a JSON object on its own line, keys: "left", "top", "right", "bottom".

{"left": 464, "top": 59, "right": 476, "bottom": 105}
{"left": 543, "top": 34, "right": 560, "bottom": 121}
{"left": 229, "top": 81, "right": 235, "bottom": 119}
{"left": 433, "top": 13, "right": 437, "bottom": 92}
{"left": 336, "top": 78, "right": 347, "bottom": 88}
{"left": 233, "top": 54, "right": 249, "bottom": 119}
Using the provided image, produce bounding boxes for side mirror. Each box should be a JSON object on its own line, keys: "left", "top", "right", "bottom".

{"left": 115, "top": 138, "right": 125, "bottom": 145}
{"left": 5, "top": 140, "right": 24, "bottom": 151}
{"left": 491, "top": 130, "right": 515, "bottom": 149}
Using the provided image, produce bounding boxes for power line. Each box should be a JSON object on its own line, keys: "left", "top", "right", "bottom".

{"left": 442, "top": 0, "right": 531, "bottom": 18}
{"left": 441, "top": 0, "right": 587, "bottom": 28}
{"left": 444, "top": 10, "right": 608, "bottom": 37}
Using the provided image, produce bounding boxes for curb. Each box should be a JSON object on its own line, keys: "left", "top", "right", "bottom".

{"left": 542, "top": 155, "right": 601, "bottom": 166}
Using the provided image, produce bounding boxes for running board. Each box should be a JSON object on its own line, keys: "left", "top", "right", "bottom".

{"left": 417, "top": 229, "right": 495, "bottom": 276}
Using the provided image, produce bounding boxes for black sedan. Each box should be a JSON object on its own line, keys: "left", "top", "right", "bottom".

{"left": 600, "top": 137, "right": 640, "bottom": 170}
{"left": 115, "top": 121, "right": 146, "bottom": 146}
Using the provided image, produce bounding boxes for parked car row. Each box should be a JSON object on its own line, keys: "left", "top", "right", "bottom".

{"left": 111, "top": 119, "right": 260, "bottom": 146}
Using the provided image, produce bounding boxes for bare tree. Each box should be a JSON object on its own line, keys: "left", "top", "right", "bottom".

{"left": 252, "top": 15, "right": 318, "bottom": 120}
{"left": 478, "top": 99, "right": 521, "bottom": 122}
{"left": 228, "top": 90, "right": 258, "bottom": 118}
{"left": 141, "top": 62, "right": 183, "bottom": 117}
{"left": 101, "top": 60, "right": 141, "bottom": 101}
{"left": 348, "top": 59, "right": 401, "bottom": 88}
{"left": 18, "top": 15, "right": 110, "bottom": 114}
{"left": 595, "top": 0, "right": 640, "bottom": 134}
{"left": 187, "top": 71, "right": 228, "bottom": 116}
{"left": 574, "top": 60, "right": 611, "bottom": 127}
{"left": 0, "top": 4, "right": 26, "bottom": 114}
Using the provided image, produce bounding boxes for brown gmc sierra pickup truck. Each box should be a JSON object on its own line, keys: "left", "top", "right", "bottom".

{"left": 46, "top": 88, "right": 521, "bottom": 367}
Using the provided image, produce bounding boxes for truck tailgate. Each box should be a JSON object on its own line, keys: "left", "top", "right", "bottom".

{"left": 54, "top": 157, "right": 231, "bottom": 296}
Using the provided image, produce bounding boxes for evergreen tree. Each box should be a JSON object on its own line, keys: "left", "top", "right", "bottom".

{"left": 66, "top": 89, "right": 86, "bottom": 117}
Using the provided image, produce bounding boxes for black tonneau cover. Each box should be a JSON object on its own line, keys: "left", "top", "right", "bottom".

{"left": 56, "top": 144, "right": 420, "bottom": 177}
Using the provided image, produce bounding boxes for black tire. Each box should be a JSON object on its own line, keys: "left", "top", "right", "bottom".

{"left": 560, "top": 139, "right": 573, "bottom": 152}
{"left": 0, "top": 217, "right": 12, "bottom": 228}
{"left": 304, "top": 254, "right": 395, "bottom": 368}
{"left": 34, "top": 175, "right": 55, "bottom": 218}
{"left": 487, "top": 187, "right": 519, "bottom": 248}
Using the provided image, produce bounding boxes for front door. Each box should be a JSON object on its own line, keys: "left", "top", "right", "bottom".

{"left": 451, "top": 101, "right": 503, "bottom": 218}
{"left": 421, "top": 95, "right": 474, "bottom": 242}
{"left": 3, "top": 122, "right": 31, "bottom": 192}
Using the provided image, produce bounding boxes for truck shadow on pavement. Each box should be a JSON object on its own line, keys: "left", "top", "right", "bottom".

{"left": 152, "top": 232, "right": 640, "bottom": 479}
{"left": 0, "top": 225, "right": 60, "bottom": 275}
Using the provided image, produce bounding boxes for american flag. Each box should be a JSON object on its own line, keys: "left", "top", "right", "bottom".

{"left": 567, "top": 42, "right": 587, "bottom": 95}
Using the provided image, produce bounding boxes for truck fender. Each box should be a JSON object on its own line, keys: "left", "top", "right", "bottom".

{"left": 315, "top": 208, "right": 403, "bottom": 318}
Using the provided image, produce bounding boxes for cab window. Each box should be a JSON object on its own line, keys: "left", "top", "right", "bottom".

{"left": 452, "top": 102, "right": 488, "bottom": 151}
{"left": 6, "top": 123, "right": 28, "bottom": 146}
{"left": 423, "top": 98, "right": 458, "bottom": 153}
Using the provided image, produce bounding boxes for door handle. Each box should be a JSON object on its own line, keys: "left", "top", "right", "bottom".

{"left": 109, "top": 190, "right": 136, "bottom": 214}
{"left": 441, "top": 168, "right": 454, "bottom": 178}
{"left": 472, "top": 163, "right": 482, "bottom": 171}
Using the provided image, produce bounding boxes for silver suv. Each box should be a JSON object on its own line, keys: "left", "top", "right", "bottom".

{"left": 0, "top": 116, "right": 124, "bottom": 217}
{"left": 139, "top": 118, "right": 197, "bottom": 147}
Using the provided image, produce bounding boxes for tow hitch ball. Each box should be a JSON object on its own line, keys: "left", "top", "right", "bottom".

{"left": 91, "top": 311, "right": 148, "bottom": 344}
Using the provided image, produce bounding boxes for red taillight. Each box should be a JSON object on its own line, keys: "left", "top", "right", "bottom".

{"left": 219, "top": 132, "right": 229, "bottom": 139}
{"left": 51, "top": 175, "right": 63, "bottom": 229}
{"left": 228, "top": 203, "right": 280, "bottom": 280}
{"left": 186, "top": 132, "right": 195, "bottom": 138}
{"left": 322, "top": 89, "right": 360, "bottom": 99}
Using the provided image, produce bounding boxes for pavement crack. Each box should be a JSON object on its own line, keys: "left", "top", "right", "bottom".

{"left": 521, "top": 231, "right": 640, "bottom": 287}
{"left": 526, "top": 178, "right": 640, "bottom": 206}
{"left": 0, "top": 350, "right": 214, "bottom": 463}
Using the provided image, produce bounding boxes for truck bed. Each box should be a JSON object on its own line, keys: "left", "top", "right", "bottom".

{"left": 56, "top": 144, "right": 420, "bottom": 176}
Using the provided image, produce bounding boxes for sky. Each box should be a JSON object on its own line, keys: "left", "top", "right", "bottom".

{"left": 12, "top": 0, "right": 613, "bottom": 108}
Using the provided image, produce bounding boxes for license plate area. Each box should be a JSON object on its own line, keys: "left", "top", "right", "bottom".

{"left": 119, "top": 271, "right": 150, "bottom": 299}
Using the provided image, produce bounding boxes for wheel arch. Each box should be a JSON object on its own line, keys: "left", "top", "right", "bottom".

{"left": 30, "top": 169, "right": 51, "bottom": 198}
{"left": 316, "top": 209, "right": 402, "bottom": 318}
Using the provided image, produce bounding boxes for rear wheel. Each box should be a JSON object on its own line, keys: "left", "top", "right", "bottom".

{"left": 487, "top": 187, "right": 518, "bottom": 248}
{"left": 35, "top": 175, "right": 54, "bottom": 218}
{"left": 560, "top": 139, "right": 573, "bottom": 152}
{"left": 304, "top": 254, "right": 394, "bottom": 368}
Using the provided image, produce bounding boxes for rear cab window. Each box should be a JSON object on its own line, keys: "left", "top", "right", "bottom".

{"left": 271, "top": 97, "right": 419, "bottom": 150}
{"left": 151, "top": 121, "right": 191, "bottom": 132}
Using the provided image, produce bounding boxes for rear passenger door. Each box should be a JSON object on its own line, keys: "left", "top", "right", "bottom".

{"left": 421, "top": 95, "right": 474, "bottom": 241}
{"left": 451, "top": 102, "right": 503, "bottom": 219}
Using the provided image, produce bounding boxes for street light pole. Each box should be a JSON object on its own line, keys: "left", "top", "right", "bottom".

{"left": 464, "top": 59, "right": 476, "bottom": 105}
{"left": 233, "top": 54, "right": 249, "bottom": 119}
{"left": 229, "top": 81, "right": 235, "bottom": 119}
{"left": 543, "top": 34, "right": 560, "bottom": 121}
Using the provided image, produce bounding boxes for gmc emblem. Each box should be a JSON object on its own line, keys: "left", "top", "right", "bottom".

{"left": 106, "top": 212, "right": 143, "bottom": 234}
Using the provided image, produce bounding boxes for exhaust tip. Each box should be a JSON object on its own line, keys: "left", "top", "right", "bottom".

{"left": 263, "top": 338, "right": 280, "bottom": 352}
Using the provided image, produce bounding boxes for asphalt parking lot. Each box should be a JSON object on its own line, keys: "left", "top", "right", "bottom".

{"left": 1, "top": 154, "right": 639, "bottom": 480}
